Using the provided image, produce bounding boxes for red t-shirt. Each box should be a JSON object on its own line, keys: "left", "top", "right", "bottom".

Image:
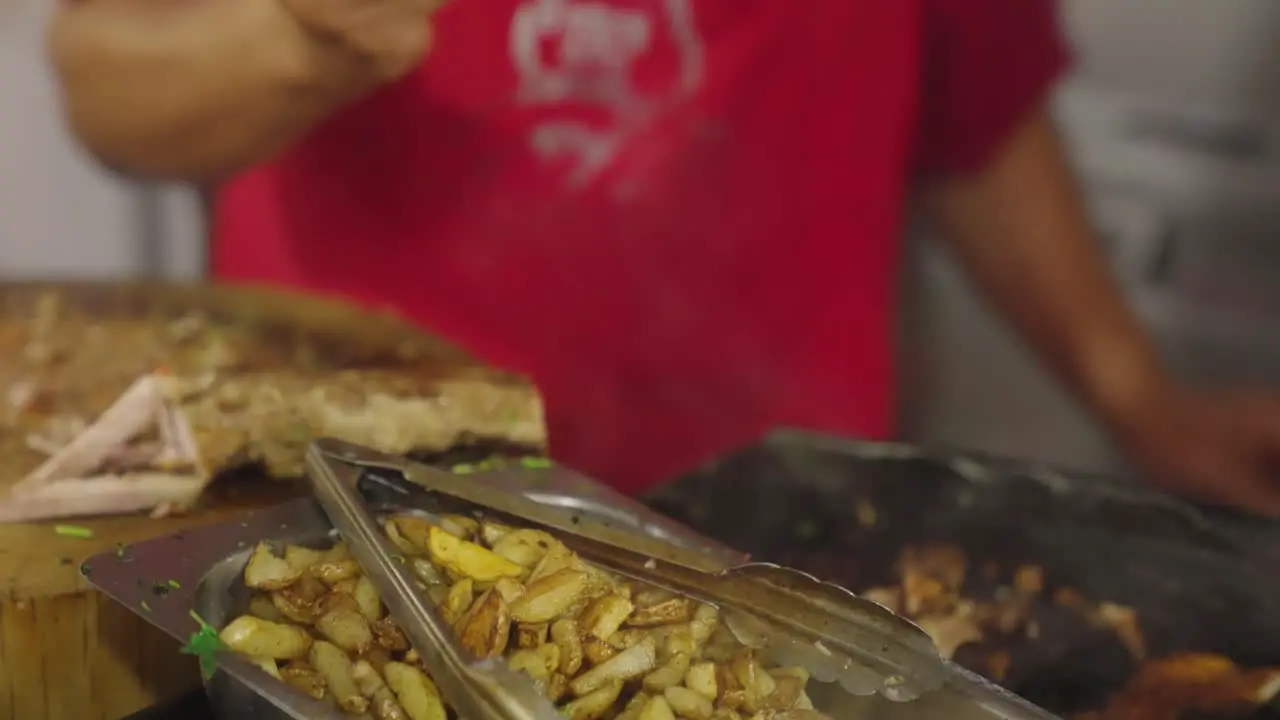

{"left": 213, "top": 0, "right": 1068, "bottom": 494}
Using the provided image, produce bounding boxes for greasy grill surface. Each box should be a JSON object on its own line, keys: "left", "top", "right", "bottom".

{"left": 643, "top": 430, "right": 1280, "bottom": 719}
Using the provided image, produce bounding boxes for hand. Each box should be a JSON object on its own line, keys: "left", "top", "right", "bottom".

{"left": 1113, "top": 385, "right": 1280, "bottom": 515}
{"left": 280, "top": 0, "right": 447, "bottom": 80}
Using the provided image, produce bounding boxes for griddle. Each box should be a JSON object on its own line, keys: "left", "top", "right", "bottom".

{"left": 643, "top": 429, "right": 1280, "bottom": 717}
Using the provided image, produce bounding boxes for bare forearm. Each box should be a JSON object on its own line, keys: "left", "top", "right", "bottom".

{"left": 49, "top": 0, "right": 377, "bottom": 181}
{"left": 927, "top": 108, "right": 1172, "bottom": 437}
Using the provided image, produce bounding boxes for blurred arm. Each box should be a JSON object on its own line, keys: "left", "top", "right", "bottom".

{"left": 47, "top": 0, "right": 388, "bottom": 181}
{"left": 926, "top": 109, "right": 1175, "bottom": 438}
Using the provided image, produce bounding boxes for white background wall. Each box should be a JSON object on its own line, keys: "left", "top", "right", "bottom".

{"left": 0, "top": 0, "right": 205, "bottom": 280}
{"left": 1064, "top": 0, "right": 1280, "bottom": 118}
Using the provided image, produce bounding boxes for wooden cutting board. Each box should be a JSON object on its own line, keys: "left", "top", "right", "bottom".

{"left": 0, "top": 281, "right": 533, "bottom": 720}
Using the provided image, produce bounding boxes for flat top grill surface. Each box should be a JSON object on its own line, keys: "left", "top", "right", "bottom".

{"left": 643, "top": 430, "right": 1280, "bottom": 718}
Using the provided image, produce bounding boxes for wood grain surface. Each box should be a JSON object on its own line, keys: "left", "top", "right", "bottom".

{"left": 0, "top": 482, "right": 303, "bottom": 720}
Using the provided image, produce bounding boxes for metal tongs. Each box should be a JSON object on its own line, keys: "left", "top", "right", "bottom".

{"left": 305, "top": 441, "right": 564, "bottom": 720}
{"left": 305, "top": 437, "right": 949, "bottom": 714}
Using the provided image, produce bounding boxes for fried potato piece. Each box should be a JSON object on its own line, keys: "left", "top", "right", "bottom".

{"left": 492, "top": 529, "right": 557, "bottom": 569}
{"left": 385, "top": 520, "right": 423, "bottom": 558}
{"left": 315, "top": 598, "right": 375, "bottom": 654}
{"left": 643, "top": 652, "right": 691, "bottom": 694}
{"left": 391, "top": 516, "right": 436, "bottom": 556}
{"left": 455, "top": 590, "right": 512, "bottom": 658}
{"left": 410, "top": 558, "right": 449, "bottom": 588}
{"left": 248, "top": 594, "right": 286, "bottom": 622}
{"left": 314, "top": 590, "right": 361, "bottom": 616}
{"left": 480, "top": 520, "right": 514, "bottom": 547}
{"left": 312, "top": 560, "right": 362, "bottom": 585}
{"left": 563, "top": 679, "right": 624, "bottom": 720}
{"left": 372, "top": 617, "right": 411, "bottom": 652}
{"left": 551, "top": 619, "right": 584, "bottom": 675}
{"left": 427, "top": 526, "right": 525, "bottom": 583}
{"left": 311, "top": 640, "right": 369, "bottom": 715}
{"left": 665, "top": 686, "right": 714, "bottom": 720}
{"left": 639, "top": 695, "right": 677, "bottom": 720}
{"left": 331, "top": 577, "right": 360, "bottom": 596}
{"left": 363, "top": 648, "right": 393, "bottom": 675}
{"left": 686, "top": 661, "right": 718, "bottom": 701}
{"left": 629, "top": 595, "right": 694, "bottom": 627}
{"left": 709, "top": 708, "right": 741, "bottom": 720}
{"left": 353, "top": 576, "right": 383, "bottom": 623}
{"left": 729, "top": 650, "right": 777, "bottom": 713}
{"left": 583, "top": 637, "right": 617, "bottom": 666}
{"left": 220, "top": 615, "right": 313, "bottom": 660}
{"left": 384, "top": 661, "right": 448, "bottom": 720}
{"left": 271, "top": 573, "right": 327, "bottom": 623}
{"left": 509, "top": 649, "right": 553, "bottom": 684}
{"left": 571, "top": 638, "right": 658, "bottom": 696}
{"left": 324, "top": 542, "right": 353, "bottom": 563}
{"left": 245, "top": 543, "right": 303, "bottom": 590}
{"left": 616, "top": 692, "right": 653, "bottom": 720}
{"left": 247, "top": 655, "right": 282, "bottom": 680}
{"left": 517, "top": 622, "right": 548, "bottom": 649}
{"left": 547, "top": 672, "right": 570, "bottom": 703}
{"left": 352, "top": 659, "right": 409, "bottom": 720}
{"left": 511, "top": 569, "right": 589, "bottom": 623}
{"left": 280, "top": 661, "right": 327, "bottom": 699}
{"left": 509, "top": 645, "right": 564, "bottom": 696}
{"left": 494, "top": 577, "right": 527, "bottom": 604}
{"left": 528, "top": 541, "right": 576, "bottom": 583}
{"left": 285, "top": 545, "right": 327, "bottom": 573}
{"left": 764, "top": 675, "right": 804, "bottom": 711}
{"left": 607, "top": 629, "right": 649, "bottom": 651}
{"left": 580, "top": 594, "right": 635, "bottom": 640}
{"left": 441, "top": 515, "right": 480, "bottom": 540}
{"left": 442, "top": 578, "right": 475, "bottom": 625}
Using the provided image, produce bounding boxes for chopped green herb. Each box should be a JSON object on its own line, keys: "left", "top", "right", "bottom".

{"left": 54, "top": 524, "right": 94, "bottom": 539}
{"left": 141, "top": 601, "right": 152, "bottom": 613}
{"left": 451, "top": 463, "right": 476, "bottom": 474}
{"left": 167, "top": 579, "right": 181, "bottom": 589}
{"left": 519, "top": 457, "right": 552, "bottom": 469}
{"left": 181, "top": 610, "right": 227, "bottom": 681}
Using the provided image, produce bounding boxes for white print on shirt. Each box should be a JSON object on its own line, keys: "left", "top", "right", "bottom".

{"left": 508, "top": 0, "right": 705, "bottom": 186}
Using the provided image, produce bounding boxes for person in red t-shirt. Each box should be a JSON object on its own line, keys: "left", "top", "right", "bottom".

{"left": 47, "top": 0, "right": 1280, "bottom": 511}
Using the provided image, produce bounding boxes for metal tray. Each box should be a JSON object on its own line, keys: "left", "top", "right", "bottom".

{"left": 83, "top": 463, "right": 743, "bottom": 720}
{"left": 644, "top": 429, "right": 1280, "bottom": 718}
{"left": 84, "top": 461, "right": 1055, "bottom": 720}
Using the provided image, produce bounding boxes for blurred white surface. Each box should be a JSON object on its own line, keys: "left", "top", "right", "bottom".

{"left": 1063, "top": 0, "right": 1280, "bottom": 119}
{"left": 0, "top": 0, "right": 205, "bottom": 280}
